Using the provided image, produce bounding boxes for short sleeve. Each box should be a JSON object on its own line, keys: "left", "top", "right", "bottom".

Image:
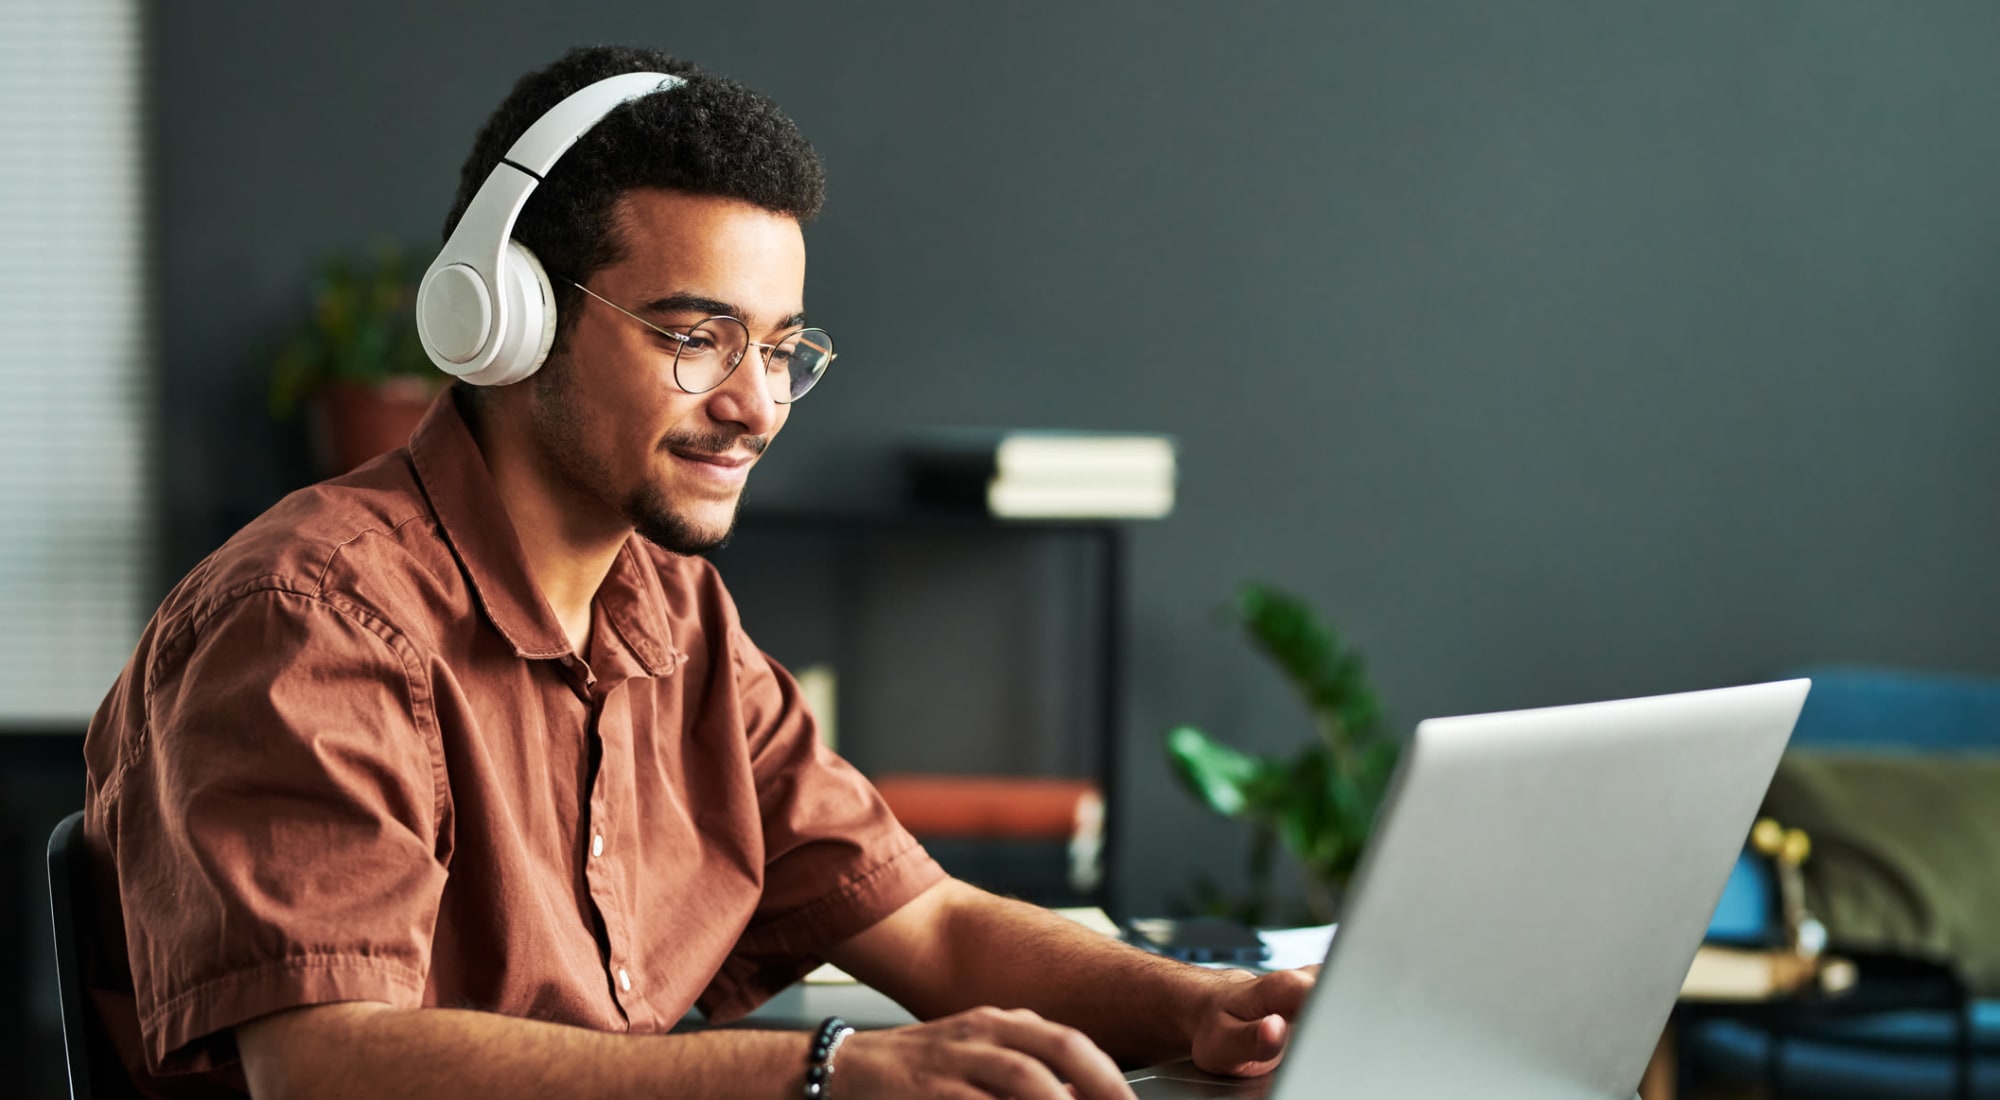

{"left": 105, "top": 587, "right": 448, "bottom": 1073}
{"left": 697, "top": 629, "right": 945, "bottom": 1020}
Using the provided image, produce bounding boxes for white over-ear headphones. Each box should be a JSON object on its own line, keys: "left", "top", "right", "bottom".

{"left": 417, "top": 71, "right": 683, "bottom": 386}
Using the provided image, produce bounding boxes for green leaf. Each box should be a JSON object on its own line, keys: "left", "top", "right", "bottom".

{"left": 1358, "top": 738, "right": 1401, "bottom": 805}
{"left": 1325, "top": 765, "right": 1366, "bottom": 838}
{"left": 1271, "top": 747, "right": 1331, "bottom": 867}
{"left": 1164, "top": 726, "right": 1267, "bottom": 819}
{"left": 1163, "top": 581, "right": 1402, "bottom": 920}
{"left": 1234, "top": 583, "right": 1383, "bottom": 753}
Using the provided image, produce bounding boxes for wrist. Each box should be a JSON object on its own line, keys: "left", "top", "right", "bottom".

{"left": 803, "top": 1015, "right": 854, "bottom": 1099}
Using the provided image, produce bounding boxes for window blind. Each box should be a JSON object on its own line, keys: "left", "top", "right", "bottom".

{"left": 0, "top": 0, "right": 149, "bottom": 724}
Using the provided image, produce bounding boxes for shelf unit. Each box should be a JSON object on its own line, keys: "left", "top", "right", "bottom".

{"left": 713, "top": 509, "right": 1130, "bottom": 916}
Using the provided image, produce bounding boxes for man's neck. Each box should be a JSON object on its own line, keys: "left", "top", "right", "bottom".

{"left": 460, "top": 392, "right": 627, "bottom": 658}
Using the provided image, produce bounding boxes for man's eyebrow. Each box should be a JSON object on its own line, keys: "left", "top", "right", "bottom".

{"left": 638, "top": 293, "right": 809, "bottom": 333}
{"left": 637, "top": 292, "right": 741, "bottom": 319}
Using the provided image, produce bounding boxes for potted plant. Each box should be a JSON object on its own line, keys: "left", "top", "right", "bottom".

{"left": 270, "top": 244, "right": 443, "bottom": 475}
{"left": 1165, "top": 583, "right": 1400, "bottom": 925}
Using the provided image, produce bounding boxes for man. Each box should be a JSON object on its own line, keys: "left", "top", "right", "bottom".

{"left": 83, "top": 46, "right": 1313, "bottom": 1099}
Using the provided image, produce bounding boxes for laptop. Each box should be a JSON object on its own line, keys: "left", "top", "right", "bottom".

{"left": 1126, "top": 679, "right": 1809, "bottom": 1100}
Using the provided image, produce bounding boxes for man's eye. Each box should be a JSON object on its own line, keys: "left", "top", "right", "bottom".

{"left": 678, "top": 334, "right": 718, "bottom": 354}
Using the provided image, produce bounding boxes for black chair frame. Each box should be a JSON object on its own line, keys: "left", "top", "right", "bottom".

{"left": 47, "top": 809, "right": 140, "bottom": 1100}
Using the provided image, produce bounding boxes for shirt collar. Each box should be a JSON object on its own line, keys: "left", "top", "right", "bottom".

{"left": 407, "top": 387, "right": 675, "bottom": 676}
{"left": 595, "top": 539, "right": 680, "bottom": 678}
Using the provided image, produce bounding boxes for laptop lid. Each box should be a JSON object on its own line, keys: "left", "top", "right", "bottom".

{"left": 1139, "top": 680, "right": 1805, "bottom": 1100}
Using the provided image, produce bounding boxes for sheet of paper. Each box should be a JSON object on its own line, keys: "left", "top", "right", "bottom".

{"left": 1257, "top": 924, "right": 1336, "bottom": 970}
{"left": 803, "top": 961, "right": 856, "bottom": 984}
{"left": 1048, "top": 905, "right": 1122, "bottom": 938}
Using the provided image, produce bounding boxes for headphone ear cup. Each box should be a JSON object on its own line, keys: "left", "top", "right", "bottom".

{"left": 507, "top": 241, "right": 559, "bottom": 378}
{"left": 457, "top": 240, "right": 558, "bottom": 387}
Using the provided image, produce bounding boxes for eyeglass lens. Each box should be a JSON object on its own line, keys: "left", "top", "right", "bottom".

{"left": 673, "top": 317, "right": 833, "bottom": 404}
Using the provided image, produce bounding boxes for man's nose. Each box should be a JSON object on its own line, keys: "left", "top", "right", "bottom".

{"left": 706, "top": 348, "right": 781, "bottom": 434}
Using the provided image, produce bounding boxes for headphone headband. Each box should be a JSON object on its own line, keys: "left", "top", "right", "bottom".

{"left": 417, "top": 71, "right": 684, "bottom": 386}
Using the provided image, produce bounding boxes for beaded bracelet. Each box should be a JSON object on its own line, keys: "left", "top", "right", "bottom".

{"left": 804, "top": 1015, "right": 855, "bottom": 1099}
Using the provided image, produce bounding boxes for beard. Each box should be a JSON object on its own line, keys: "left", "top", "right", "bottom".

{"left": 620, "top": 476, "right": 745, "bottom": 554}
{"left": 527, "top": 354, "right": 760, "bottom": 556}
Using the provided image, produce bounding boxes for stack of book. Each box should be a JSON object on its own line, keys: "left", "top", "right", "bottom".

{"left": 904, "top": 428, "right": 1178, "bottom": 519}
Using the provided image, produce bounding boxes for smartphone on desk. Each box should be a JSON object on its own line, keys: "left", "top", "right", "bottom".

{"left": 1125, "top": 916, "right": 1269, "bottom": 965}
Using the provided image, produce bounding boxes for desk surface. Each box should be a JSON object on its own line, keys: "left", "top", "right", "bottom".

{"left": 687, "top": 981, "right": 916, "bottom": 1032}
{"left": 711, "top": 941, "right": 1820, "bottom": 1033}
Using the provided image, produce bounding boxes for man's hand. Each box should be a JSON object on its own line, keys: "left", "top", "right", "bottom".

{"left": 1186, "top": 967, "right": 1319, "bottom": 1078}
{"left": 838, "top": 1005, "right": 1137, "bottom": 1100}
{"left": 830, "top": 879, "right": 1326, "bottom": 1078}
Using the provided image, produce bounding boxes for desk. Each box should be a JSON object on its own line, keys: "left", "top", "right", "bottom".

{"left": 721, "top": 945, "right": 1840, "bottom": 1099}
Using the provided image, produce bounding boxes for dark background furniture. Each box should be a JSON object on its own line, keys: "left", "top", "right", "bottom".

{"left": 711, "top": 511, "right": 1128, "bottom": 912}
{"left": 48, "top": 810, "right": 145, "bottom": 1100}
{"left": 1688, "top": 667, "right": 2000, "bottom": 1097}
{"left": 5, "top": 734, "right": 90, "bottom": 1100}
{"left": 1679, "top": 949, "right": 1978, "bottom": 1100}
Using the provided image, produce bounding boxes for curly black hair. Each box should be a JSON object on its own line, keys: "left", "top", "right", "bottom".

{"left": 443, "top": 45, "right": 825, "bottom": 353}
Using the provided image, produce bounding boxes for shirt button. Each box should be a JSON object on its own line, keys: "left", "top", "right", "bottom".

{"left": 618, "top": 968, "right": 632, "bottom": 992}
{"left": 591, "top": 833, "right": 605, "bottom": 858}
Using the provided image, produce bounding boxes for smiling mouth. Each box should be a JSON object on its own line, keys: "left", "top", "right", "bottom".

{"left": 670, "top": 449, "right": 751, "bottom": 468}
{"left": 667, "top": 448, "right": 758, "bottom": 489}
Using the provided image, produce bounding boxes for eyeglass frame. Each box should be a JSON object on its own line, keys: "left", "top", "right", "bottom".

{"left": 563, "top": 277, "right": 835, "bottom": 404}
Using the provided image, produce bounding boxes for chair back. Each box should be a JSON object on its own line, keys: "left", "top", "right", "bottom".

{"left": 1787, "top": 665, "right": 2000, "bottom": 752}
{"left": 47, "top": 810, "right": 139, "bottom": 1100}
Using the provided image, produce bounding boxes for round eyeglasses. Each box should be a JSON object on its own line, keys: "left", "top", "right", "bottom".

{"left": 567, "top": 279, "right": 835, "bottom": 404}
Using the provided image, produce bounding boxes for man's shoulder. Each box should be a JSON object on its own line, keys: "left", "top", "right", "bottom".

{"left": 169, "top": 452, "right": 450, "bottom": 630}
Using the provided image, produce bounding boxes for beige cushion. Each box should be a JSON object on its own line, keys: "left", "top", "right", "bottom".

{"left": 1764, "top": 752, "right": 2000, "bottom": 996}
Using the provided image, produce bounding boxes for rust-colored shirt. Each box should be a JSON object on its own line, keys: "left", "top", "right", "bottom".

{"left": 82, "top": 391, "right": 942, "bottom": 1095}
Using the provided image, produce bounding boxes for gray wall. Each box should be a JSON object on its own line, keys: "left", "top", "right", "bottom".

{"left": 154, "top": 1, "right": 2000, "bottom": 917}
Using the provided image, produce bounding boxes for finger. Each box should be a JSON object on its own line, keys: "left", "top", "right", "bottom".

{"left": 1222, "top": 968, "right": 1316, "bottom": 1021}
{"left": 1200, "top": 1012, "right": 1289, "bottom": 1073}
{"left": 958, "top": 1043, "right": 1074, "bottom": 1100}
{"left": 983, "top": 1012, "right": 1134, "bottom": 1100}
{"left": 838, "top": 1030, "right": 992, "bottom": 1100}
{"left": 1253, "top": 1013, "right": 1287, "bottom": 1058}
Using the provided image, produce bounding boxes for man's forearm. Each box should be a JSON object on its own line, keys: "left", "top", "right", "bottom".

{"left": 237, "top": 1002, "right": 811, "bottom": 1100}
{"left": 835, "top": 881, "right": 1252, "bottom": 1067}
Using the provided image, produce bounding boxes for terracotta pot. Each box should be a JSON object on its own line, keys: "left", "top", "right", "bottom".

{"left": 309, "top": 376, "right": 444, "bottom": 475}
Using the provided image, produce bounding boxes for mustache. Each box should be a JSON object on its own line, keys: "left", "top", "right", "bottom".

{"left": 661, "top": 429, "right": 767, "bottom": 458}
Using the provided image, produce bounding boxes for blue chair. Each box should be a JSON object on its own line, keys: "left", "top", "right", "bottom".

{"left": 1685, "top": 666, "right": 2000, "bottom": 1099}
